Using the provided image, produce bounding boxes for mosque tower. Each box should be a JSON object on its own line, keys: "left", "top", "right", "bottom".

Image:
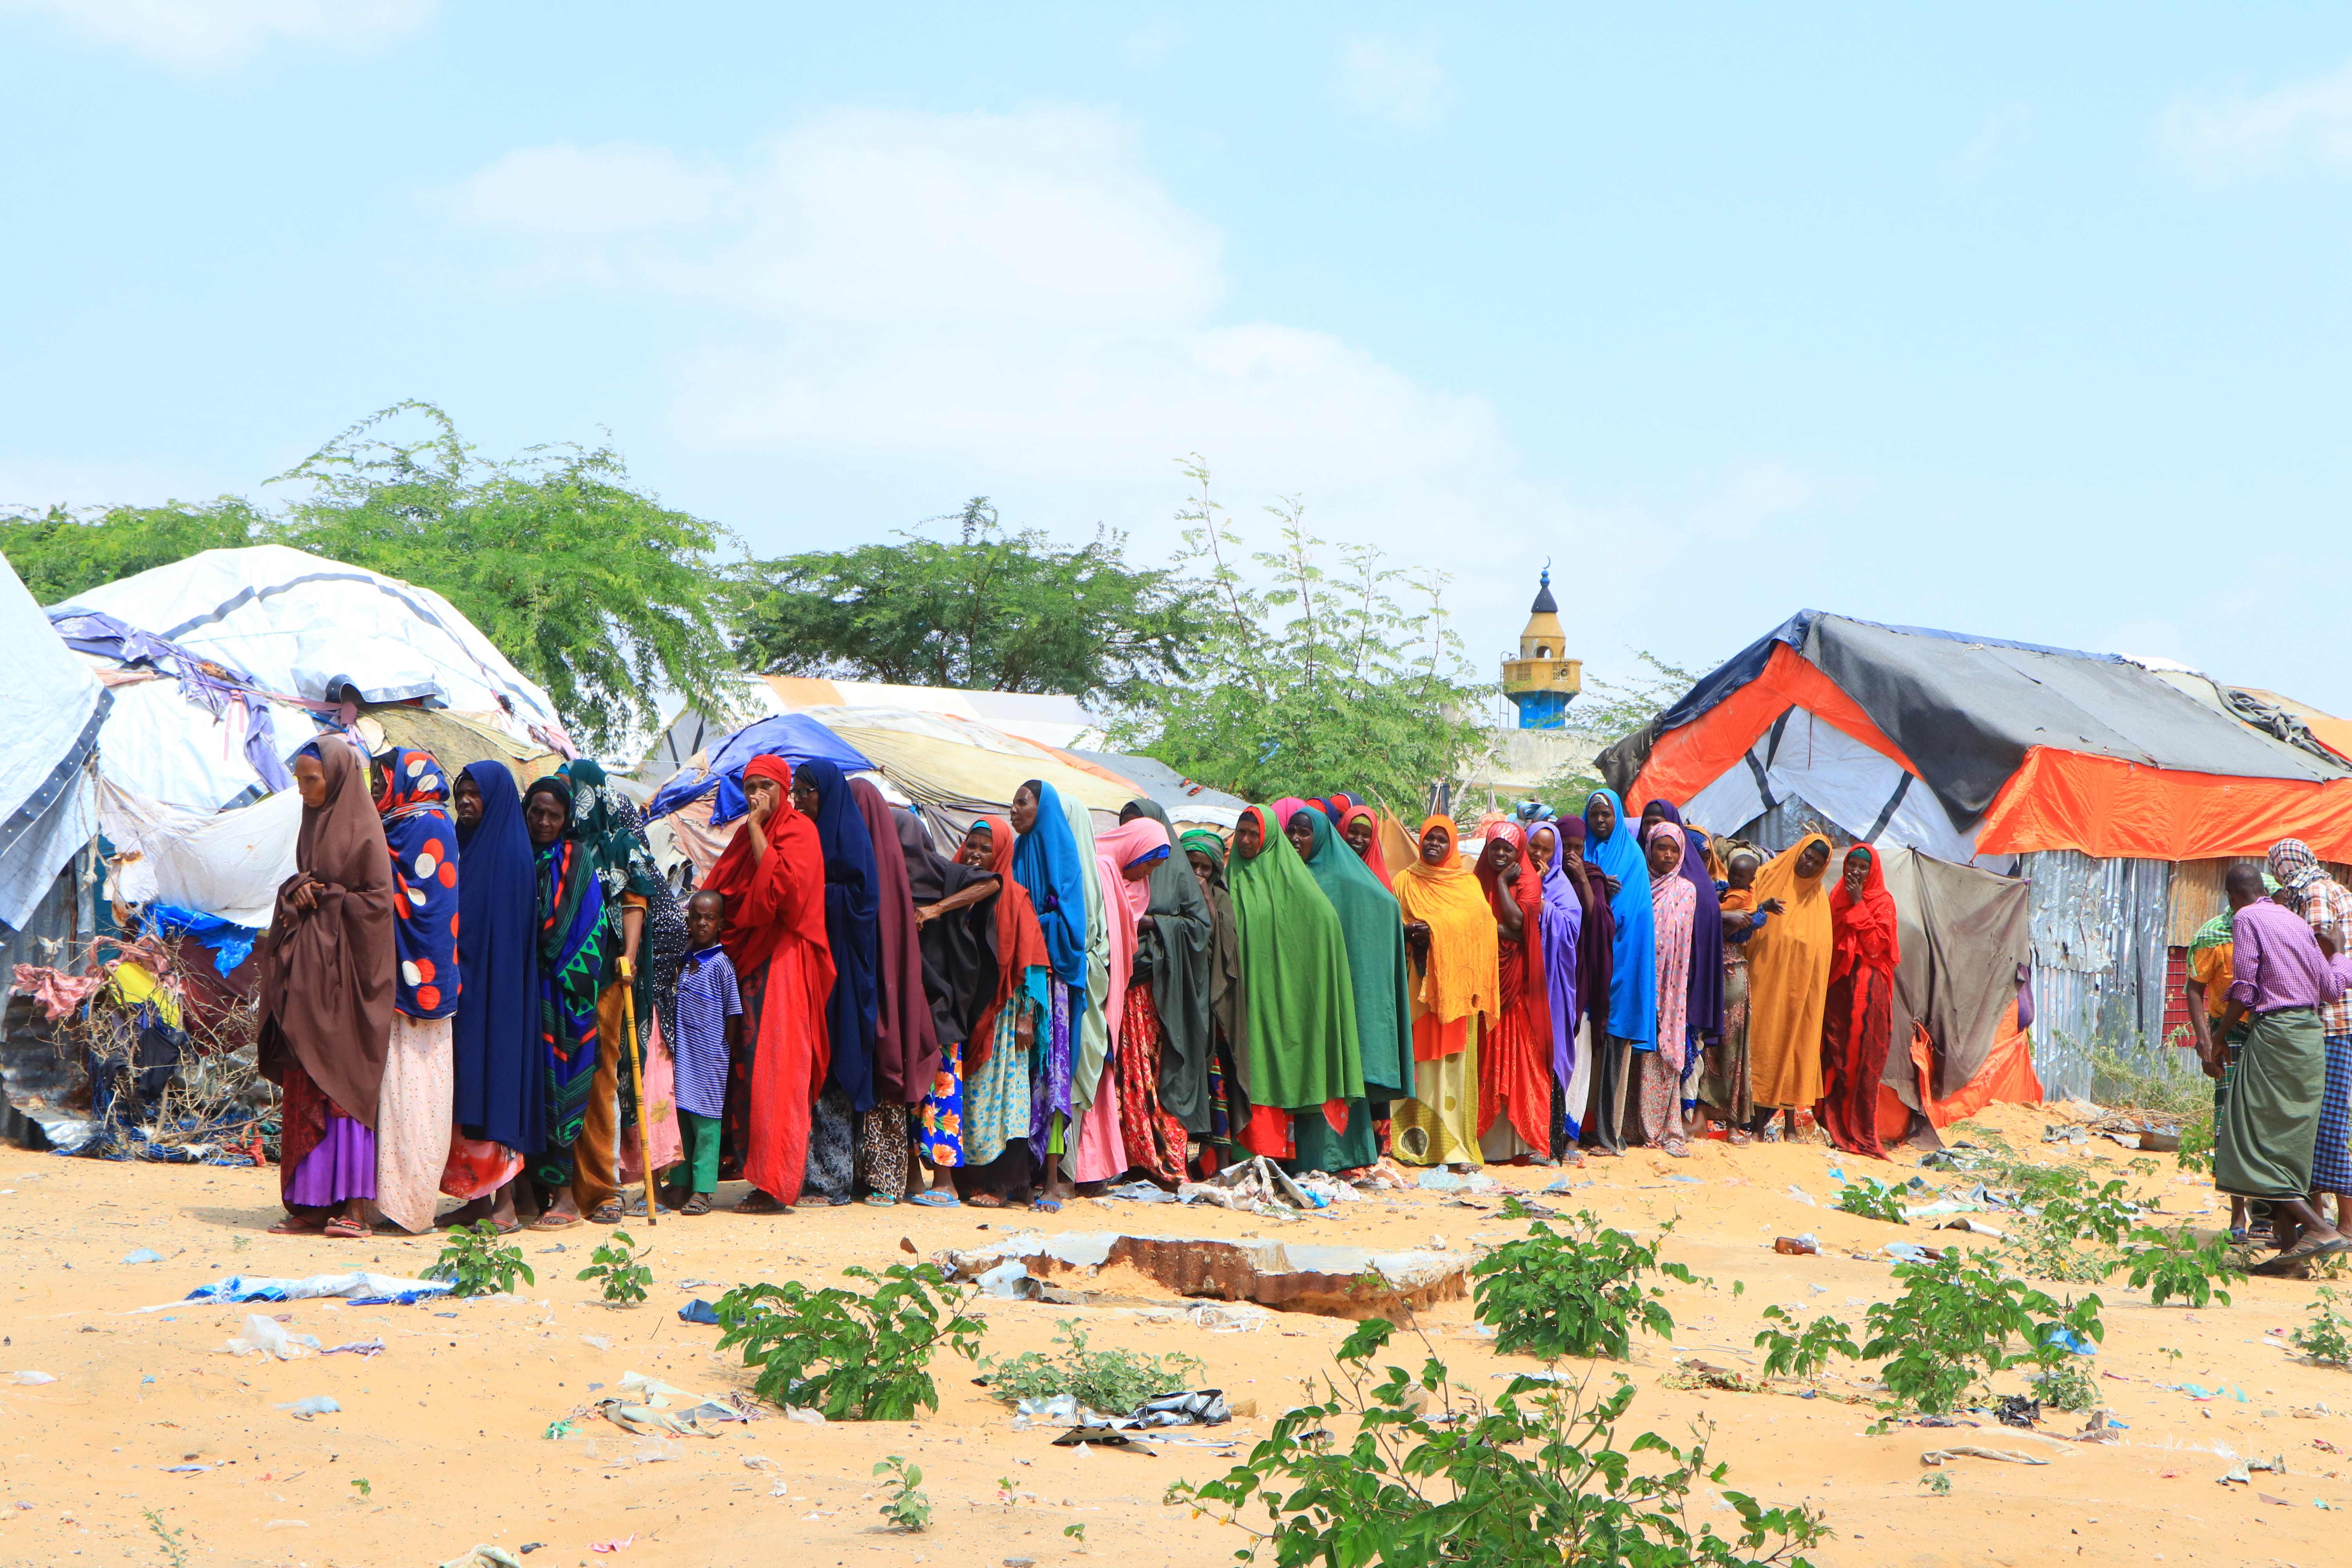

{"left": 1501, "top": 566, "right": 1581, "bottom": 730}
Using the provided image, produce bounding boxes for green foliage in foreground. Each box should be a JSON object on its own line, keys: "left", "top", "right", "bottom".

{"left": 714, "top": 1262, "right": 984, "bottom": 1421}
{"left": 980, "top": 1319, "right": 1206, "bottom": 1414}
{"left": 1169, "top": 1319, "right": 1829, "bottom": 1567}
{"left": 1471, "top": 1212, "right": 1696, "bottom": 1361}
{"left": 1862, "top": 1249, "right": 2102, "bottom": 1416}
{"left": 427, "top": 1221, "right": 534, "bottom": 1298}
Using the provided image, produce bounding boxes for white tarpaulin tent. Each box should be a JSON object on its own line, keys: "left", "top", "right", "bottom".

{"left": 0, "top": 553, "right": 106, "bottom": 929}
{"left": 97, "top": 779, "right": 298, "bottom": 930}
{"left": 52, "top": 544, "right": 565, "bottom": 735}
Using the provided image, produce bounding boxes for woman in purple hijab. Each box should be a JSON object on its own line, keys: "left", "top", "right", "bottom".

{"left": 1524, "top": 820, "right": 1585, "bottom": 1144}
{"left": 1553, "top": 817, "right": 1613, "bottom": 1154}
{"left": 1642, "top": 799, "right": 1723, "bottom": 1054}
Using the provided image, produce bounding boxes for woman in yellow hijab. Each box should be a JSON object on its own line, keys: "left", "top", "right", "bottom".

{"left": 1741, "top": 833, "right": 1836, "bottom": 1138}
{"left": 1390, "top": 817, "right": 1499, "bottom": 1168}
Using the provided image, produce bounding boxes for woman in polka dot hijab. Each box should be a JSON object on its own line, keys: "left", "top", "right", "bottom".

{"left": 369, "top": 744, "right": 463, "bottom": 1231}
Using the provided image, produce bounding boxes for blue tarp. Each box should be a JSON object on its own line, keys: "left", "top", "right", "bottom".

{"left": 644, "top": 713, "right": 875, "bottom": 825}
{"left": 145, "top": 902, "right": 260, "bottom": 975}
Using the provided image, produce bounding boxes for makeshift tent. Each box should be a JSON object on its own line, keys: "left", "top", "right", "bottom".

{"left": 645, "top": 713, "right": 876, "bottom": 824}
{"left": 1064, "top": 749, "right": 1246, "bottom": 829}
{"left": 363, "top": 706, "right": 565, "bottom": 796}
{"left": 644, "top": 675, "right": 1101, "bottom": 779}
{"left": 51, "top": 545, "right": 566, "bottom": 746}
{"left": 0, "top": 554, "right": 107, "bottom": 931}
{"left": 1601, "top": 610, "right": 2352, "bottom": 1100}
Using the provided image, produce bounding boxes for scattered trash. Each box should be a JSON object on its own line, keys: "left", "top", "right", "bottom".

{"left": 1773, "top": 1235, "right": 1820, "bottom": 1256}
{"left": 262, "top": 1519, "right": 307, "bottom": 1530}
{"left": 1102, "top": 1180, "right": 1178, "bottom": 1204}
{"left": 1994, "top": 1396, "right": 2040, "bottom": 1429}
{"left": 121, "top": 1248, "right": 164, "bottom": 1264}
{"left": 978, "top": 1260, "right": 1038, "bottom": 1301}
{"left": 579, "top": 1335, "right": 612, "bottom": 1351}
{"left": 437, "top": 1547, "right": 524, "bottom": 1568}
{"left": 276, "top": 1396, "right": 341, "bottom": 1420}
{"left": 1014, "top": 1388, "right": 1230, "bottom": 1431}
{"left": 1663, "top": 1357, "right": 1764, "bottom": 1392}
{"left": 1416, "top": 1169, "right": 1467, "bottom": 1193}
{"left": 1786, "top": 1185, "right": 1817, "bottom": 1207}
{"left": 161, "top": 1463, "right": 212, "bottom": 1473}
{"left": 1179, "top": 1155, "right": 1341, "bottom": 1218}
{"left": 10, "top": 1370, "right": 55, "bottom": 1385}
{"left": 1939, "top": 1217, "right": 2006, "bottom": 1238}
{"left": 938, "top": 1230, "right": 1471, "bottom": 1317}
{"left": 1920, "top": 1446, "right": 2049, "bottom": 1466}
{"left": 2040, "top": 1326, "right": 2098, "bottom": 1356}
{"left": 321, "top": 1338, "right": 384, "bottom": 1358}
{"left": 1666, "top": 1174, "right": 1703, "bottom": 1185}
{"left": 151, "top": 1270, "right": 454, "bottom": 1311}
{"left": 220, "top": 1314, "right": 320, "bottom": 1361}
{"left": 676, "top": 1299, "right": 720, "bottom": 1325}
{"left": 588, "top": 1536, "right": 634, "bottom": 1553}
{"left": 1882, "top": 1243, "right": 1942, "bottom": 1264}
{"left": 782, "top": 1406, "right": 826, "bottom": 1425}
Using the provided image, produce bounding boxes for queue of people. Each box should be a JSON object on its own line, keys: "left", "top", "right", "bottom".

{"left": 252, "top": 737, "right": 1967, "bottom": 1232}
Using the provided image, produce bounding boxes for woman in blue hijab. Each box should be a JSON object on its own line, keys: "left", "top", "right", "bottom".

{"left": 1010, "top": 779, "right": 1089, "bottom": 1208}
{"left": 1581, "top": 788, "right": 1655, "bottom": 1154}
{"left": 791, "top": 758, "right": 879, "bottom": 1203}
{"left": 445, "top": 760, "right": 541, "bottom": 1231}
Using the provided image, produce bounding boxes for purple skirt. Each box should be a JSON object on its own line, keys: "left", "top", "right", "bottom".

{"left": 285, "top": 1114, "right": 377, "bottom": 1207}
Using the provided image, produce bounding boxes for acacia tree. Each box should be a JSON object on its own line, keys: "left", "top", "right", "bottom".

{"left": 725, "top": 498, "right": 1201, "bottom": 709}
{"left": 4, "top": 403, "right": 736, "bottom": 753}
{"left": 1117, "top": 459, "right": 1489, "bottom": 816}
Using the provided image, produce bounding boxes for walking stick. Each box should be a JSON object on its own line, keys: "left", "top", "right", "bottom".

{"left": 617, "top": 957, "right": 659, "bottom": 1227}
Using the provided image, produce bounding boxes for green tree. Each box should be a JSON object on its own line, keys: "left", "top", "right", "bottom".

{"left": 1112, "top": 459, "right": 1488, "bottom": 816}
{"left": 1, "top": 499, "right": 263, "bottom": 604}
{"left": 4, "top": 403, "right": 736, "bottom": 753}
{"left": 725, "top": 497, "right": 1201, "bottom": 709}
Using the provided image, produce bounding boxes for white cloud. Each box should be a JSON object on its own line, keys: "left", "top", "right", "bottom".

{"left": 3, "top": 0, "right": 434, "bottom": 67}
{"left": 1949, "top": 103, "right": 2032, "bottom": 183}
{"left": 452, "top": 145, "right": 733, "bottom": 235}
{"left": 1688, "top": 464, "right": 1814, "bottom": 543}
{"left": 1335, "top": 33, "right": 1451, "bottom": 129}
{"left": 2163, "top": 59, "right": 2352, "bottom": 178}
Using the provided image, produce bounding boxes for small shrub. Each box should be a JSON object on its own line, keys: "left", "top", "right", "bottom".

{"left": 2174, "top": 1109, "right": 2215, "bottom": 1176}
{"left": 2031, "top": 1359, "right": 2098, "bottom": 1411}
{"left": 874, "top": 1455, "right": 930, "bottom": 1532}
{"left": 1167, "top": 1318, "right": 1829, "bottom": 1566}
{"left": 714, "top": 1262, "right": 984, "bottom": 1421}
{"left": 980, "top": 1320, "right": 1205, "bottom": 1414}
{"left": 1920, "top": 1472, "right": 1951, "bottom": 1495}
{"left": 2119, "top": 1225, "right": 2240, "bottom": 1308}
{"left": 1752, "top": 1306, "right": 1858, "bottom": 1382}
{"left": 1861, "top": 1249, "right": 2102, "bottom": 1416}
{"left": 1470, "top": 1212, "right": 1695, "bottom": 1361}
{"left": 427, "top": 1221, "right": 535, "bottom": 1298}
{"left": 2292, "top": 1287, "right": 2352, "bottom": 1366}
{"left": 2089, "top": 1044, "right": 2210, "bottom": 1116}
{"left": 577, "top": 1228, "right": 652, "bottom": 1306}
{"left": 1835, "top": 1180, "right": 1907, "bottom": 1224}
{"left": 2038, "top": 1177, "right": 2139, "bottom": 1248}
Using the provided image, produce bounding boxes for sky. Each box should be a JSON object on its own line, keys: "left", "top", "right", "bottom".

{"left": 6, "top": 3, "right": 2352, "bottom": 710}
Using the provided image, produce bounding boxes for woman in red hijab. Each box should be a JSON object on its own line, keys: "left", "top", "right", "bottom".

{"left": 705, "top": 756, "right": 836, "bottom": 1211}
{"left": 1819, "top": 843, "right": 1901, "bottom": 1158}
{"left": 1475, "top": 822, "right": 1556, "bottom": 1160}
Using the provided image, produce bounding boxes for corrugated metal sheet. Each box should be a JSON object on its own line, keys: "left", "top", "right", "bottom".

{"left": 2022, "top": 849, "right": 2188, "bottom": 1101}
{"left": 2167, "top": 855, "right": 2352, "bottom": 945}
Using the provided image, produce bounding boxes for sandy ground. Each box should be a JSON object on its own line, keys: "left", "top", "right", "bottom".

{"left": 2, "top": 1101, "right": 2347, "bottom": 1568}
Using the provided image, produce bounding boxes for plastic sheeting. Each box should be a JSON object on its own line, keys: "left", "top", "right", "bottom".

{"left": 1877, "top": 847, "right": 2031, "bottom": 1108}
{"left": 0, "top": 554, "right": 105, "bottom": 931}
{"left": 809, "top": 706, "right": 1138, "bottom": 815}
{"left": 643, "top": 712, "right": 873, "bottom": 824}
{"left": 98, "top": 778, "right": 299, "bottom": 929}
{"left": 1686, "top": 705, "right": 1985, "bottom": 864}
{"left": 76, "top": 672, "right": 316, "bottom": 814}
{"left": 51, "top": 544, "right": 563, "bottom": 735}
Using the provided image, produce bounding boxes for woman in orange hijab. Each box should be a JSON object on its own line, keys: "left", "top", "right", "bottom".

{"left": 1390, "top": 817, "right": 1498, "bottom": 1167}
{"left": 1820, "top": 843, "right": 1902, "bottom": 1158}
{"left": 704, "top": 755, "right": 836, "bottom": 1212}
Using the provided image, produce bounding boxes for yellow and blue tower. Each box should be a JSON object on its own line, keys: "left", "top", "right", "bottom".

{"left": 1501, "top": 567, "right": 1581, "bottom": 730}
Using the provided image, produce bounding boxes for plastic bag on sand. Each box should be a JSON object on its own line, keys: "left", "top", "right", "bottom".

{"left": 148, "top": 1271, "right": 454, "bottom": 1312}
{"left": 221, "top": 1315, "right": 321, "bottom": 1360}
{"left": 11, "top": 1370, "right": 56, "bottom": 1385}
{"left": 439, "top": 1548, "right": 523, "bottom": 1568}
{"left": 275, "top": 1396, "right": 340, "bottom": 1419}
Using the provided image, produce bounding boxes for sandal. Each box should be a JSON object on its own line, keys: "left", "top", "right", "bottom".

{"left": 735, "top": 1191, "right": 789, "bottom": 1215}
{"left": 324, "top": 1216, "right": 368, "bottom": 1239}
{"left": 267, "top": 1216, "right": 324, "bottom": 1236}
{"left": 530, "top": 1210, "right": 583, "bottom": 1230}
{"left": 966, "top": 1193, "right": 1005, "bottom": 1209}
{"left": 1030, "top": 1196, "right": 1063, "bottom": 1213}
{"left": 863, "top": 1192, "right": 900, "bottom": 1207}
{"left": 907, "top": 1189, "right": 961, "bottom": 1207}
{"left": 1725, "top": 1130, "right": 1752, "bottom": 1147}
{"left": 623, "top": 1193, "right": 669, "bottom": 1219}
{"left": 587, "top": 1199, "right": 625, "bottom": 1224}
{"left": 679, "top": 1193, "right": 711, "bottom": 1216}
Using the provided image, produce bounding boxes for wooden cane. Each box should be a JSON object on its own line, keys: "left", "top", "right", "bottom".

{"left": 617, "top": 957, "right": 659, "bottom": 1227}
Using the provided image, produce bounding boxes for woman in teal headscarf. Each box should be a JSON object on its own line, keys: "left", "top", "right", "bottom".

{"left": 1283, "top": 803, "right": 1409, "bottom": 1171}
{"left": 1580, "top": 788, "right": 1655, "bottom": 1154}
{"left": 1227, "top": 805, "right": 1364, "bottom": 1158}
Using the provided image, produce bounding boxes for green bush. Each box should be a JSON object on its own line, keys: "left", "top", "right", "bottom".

{"left": 1752, "top": 1307, "right": 1859, "bottom": 1382}
{"left": 714, "top": 1262, "right": 984, "bottom": 1421}
{"left": 874, "top": 1455, "right": 930, "bottom": 1532}
{"left": 1860, "top": 1250, "right": 2102, "bottom": 1415}
{"left": 1470, "top": 1213, "right": 1695, "bottom": 1362}
{"left": 980, "top": 1320, "right": 1205, "bottom": 1414}
{"left": 427, "top": 1221, "right": 535, "bottom": 1298}
{"left": 576, "top": 1229, "right": 652, "bottom": 1306}
{"left": 2292, "top": 1287, "right": 2352, "bottom": 1366}
{"left": 1167, "top": 1319, "right": 1829, "bottom": 1567}
{"left": 2118, "top": 1225, "right": 2240, "bottom": 1308}
{"left": 1834, "top": 1180, "right": 1907, "bottom": 1224}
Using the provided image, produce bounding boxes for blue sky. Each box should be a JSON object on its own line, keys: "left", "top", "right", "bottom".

{"left": 6, "top": 3, "right": 2352, "bottom": 710}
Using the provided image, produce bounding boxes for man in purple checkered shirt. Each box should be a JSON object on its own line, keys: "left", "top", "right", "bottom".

{"left": 2270, "top": 840, "right": 2352, "bottom": 1229}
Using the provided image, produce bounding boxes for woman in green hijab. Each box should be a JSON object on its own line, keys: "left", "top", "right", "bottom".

{"left": 1283, "top": 803, "right": 1409, "bottom": 1172}
{"left": 1227, "top": 805, "right": 1364, "bottom": 1158}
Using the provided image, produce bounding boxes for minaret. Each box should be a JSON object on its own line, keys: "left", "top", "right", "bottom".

{"left": 1501, "top": 566, "right": 1581, "bottom": 730}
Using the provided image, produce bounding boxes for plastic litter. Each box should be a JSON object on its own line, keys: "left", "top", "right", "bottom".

{"left": 220, "top": 1315, "right": 321, "bottom": 1361}
{"left": 1786, "top": 1185, "right": 1817, "bottom": 1206}
{"left": 676, "top": 1299, "right": 720, "bottom": 1325}
{"left": 438, "top": 1548, "right": 524, "bottom": 1568}
{"left": 121, "top": 1248, "right": 165, "bottom": 1264}
{"left": 11, "top": 1370, "right": 56, "bottom": 1385}
{"left": 161, "top": 1463, "right": 212, "bottom": 1473}
{"left": 321, "top": 1338, "right": 384, "bottom": 1357}
{"left": 977, "top": 1260, "right": 1037, "bottom": 1300}
{"left": 1015, "top": 1387, "right": 1229, "bottom": 1432}
{"left": 1882, "top": 1242, "right": 1939, "bottom": 1264}
{"left": 1102, "top": 1180, "right": 1178, "bottom": 1204}
{"left": 276, "top": 1396, "right": 340, "bottom": 1419}
{"left": 782, "top": 1406, "right": 826, "bottom": 1425}
{"left": 150, "top": 1271, "right": 454, "bottom": 1311}
{"left": 1920, "top": 1445, "right": 2049, "bottom": 1466}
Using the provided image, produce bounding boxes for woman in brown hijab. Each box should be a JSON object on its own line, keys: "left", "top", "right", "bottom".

{"left": 257, "top": 739, "right": 397, "bottom": 1238}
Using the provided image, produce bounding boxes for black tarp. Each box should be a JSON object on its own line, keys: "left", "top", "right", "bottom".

{"left": 1599, "top": 611, "right": 2348, "bottom": 831}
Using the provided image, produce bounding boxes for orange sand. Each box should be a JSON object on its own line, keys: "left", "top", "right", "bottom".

{"left": 1, "top": 1101, "right": 2345, "bottom": 1567}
